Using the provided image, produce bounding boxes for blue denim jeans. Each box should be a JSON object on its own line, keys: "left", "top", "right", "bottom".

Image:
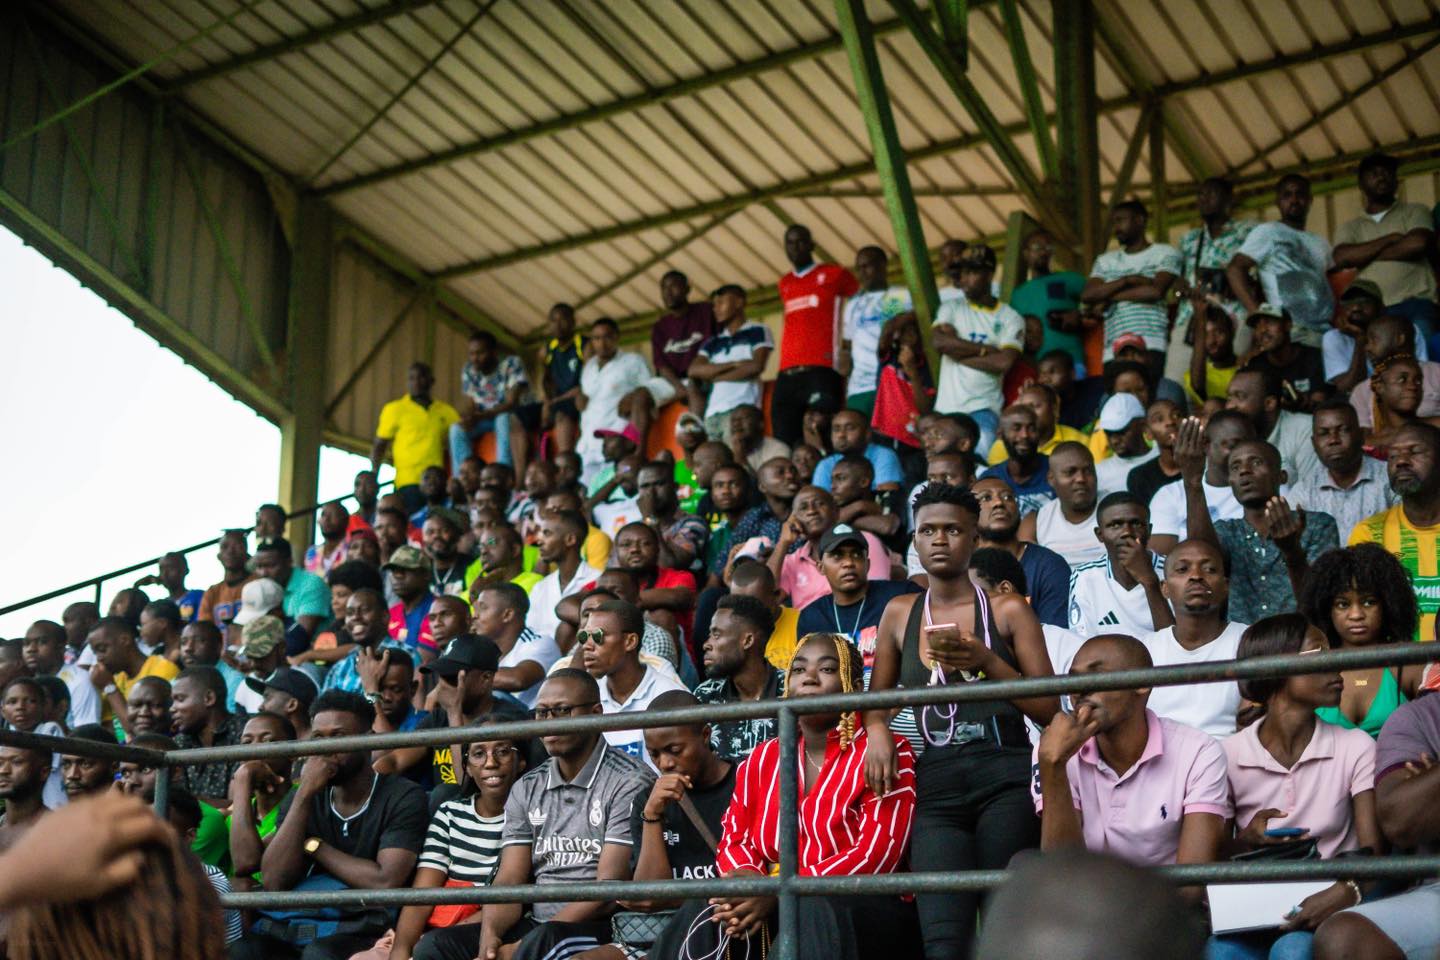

{"left": 448, "top": 414, "right": 512, "bottom": 467}
{"left": 1206, "top": 930, "right": 1314, "bottom": 960}
{"left": 968, "top": 407, "right": 1000, "bottom": 459}
{"left": 1387, "top": 296, "right": 1439, "bottom": 341}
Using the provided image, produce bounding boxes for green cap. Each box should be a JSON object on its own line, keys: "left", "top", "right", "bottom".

{"left": 241, "top": 615, "right": 286, "bottom": 658}
{"left": 383, "top": 544, "right": 433, "bottom": 572}
{"left": 1339, "top": 279, "right": 1384, "bottom": 304}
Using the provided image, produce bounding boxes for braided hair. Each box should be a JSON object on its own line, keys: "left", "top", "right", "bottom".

{"left": 1370, "top": 352, "right": 1418, "bottom": 433}
{"left": 785, "top": 632, "right": 866, "bottom": 751}
{"left": 10, "top": 826, "right": 224, "bottom": 960}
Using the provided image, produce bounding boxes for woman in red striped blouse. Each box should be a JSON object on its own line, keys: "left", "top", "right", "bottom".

{"left": 658, "top": 632, "right": 922, "bottom": 960}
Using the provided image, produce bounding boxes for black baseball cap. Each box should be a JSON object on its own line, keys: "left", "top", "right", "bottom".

{"left": 421, "top": 633, "right": 502, "bottom": 677}
{"left": 818, "top": 524, "right": 868, "bottom": 558}
{"left": 244, "top": 666, "right": 319, "bottom": 708}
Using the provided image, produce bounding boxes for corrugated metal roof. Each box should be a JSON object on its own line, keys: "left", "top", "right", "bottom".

{"left": 48, "top": 0, "right": 1440, "bottom": 342}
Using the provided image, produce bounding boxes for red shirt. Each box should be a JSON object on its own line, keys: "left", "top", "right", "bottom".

{"left": 586, "top": 567, "right": 698, "bottom": 642}
{"left": 716, "top": 729, "right": 915, "bottom": 877}
{"left": 777, "top": 264, "right": 860, "bottom": 370}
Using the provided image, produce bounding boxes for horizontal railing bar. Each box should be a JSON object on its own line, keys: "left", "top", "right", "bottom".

{"left": 218, "top": 857, "right": 1440, "bottom": 908}
{"left": 0, "top": 481, "right": 393, "bottom": 618}
{"left": 163, "top": 642, "right": 1440, "bottom": 764}
{"left": 0, "top": 728, "right": 167, "bottom": 765}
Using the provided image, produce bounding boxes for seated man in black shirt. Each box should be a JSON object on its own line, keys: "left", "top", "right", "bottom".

{"left": 796, "top": 525, "right": 922, "bottom": 686}
{"left": 373, "top": 634, "right": 531, "bottom": 801}
{"left": 1242, "top": 303, "right": 1328, "bottom": 411}
{"left": 233, "top": 690, "right": 429, "bottom": 960}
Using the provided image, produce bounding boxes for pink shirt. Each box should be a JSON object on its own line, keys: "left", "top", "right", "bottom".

{"left": 1032, "top": 710, "right": 1231, "bottom": 866}
{"left": 779, "top": 532, "right": 892, "bottom": 610}
{"left": 1350, "top": 359, "right": 1440, "bottom": 426}
{"left": 1222, "top": 718, "right": 1375, "bottom": 859}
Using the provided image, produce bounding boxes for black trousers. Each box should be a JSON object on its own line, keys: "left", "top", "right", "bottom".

{"left": 909, "top": 742, "right": 1039, "bottom": 960}
{"left": 228, "top": 930, "right": 378, "bottom": 960}
{"left": 649, "top": 893, "right": 922, "bottom": 960}
{"left": 771, "top": 367, "right": 845, "bottom": 447}
{"left": 413, "top": 918, "right": 608, "bottom": 960}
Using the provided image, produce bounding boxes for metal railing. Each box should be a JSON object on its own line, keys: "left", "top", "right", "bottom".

{"left": 0, "top": 480, "right": 391, "bottom": 619}
{"left": 6, "top": 641, "right": 1440, "bottom": 960}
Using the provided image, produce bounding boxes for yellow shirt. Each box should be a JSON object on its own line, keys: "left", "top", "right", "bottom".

{"left": 764, "top": 607, "right": 802, "bottom": 671}
{"left": 987, "top": 423, "right": 1090, "bottom": 466}
{"left": 375, "top": 395, "right": 461, "bottom": 488}
{"left": 1183, "top": 363, "right": 1238, "bottom": 408}
{"left": 584, "top": 526, "right": 612, "bottom": 571}
{"left": 108, "top": 654, "right": 181, "bottom": 723}
{"left": 1349, "top": 506, "right": 1440, "bottom": 642}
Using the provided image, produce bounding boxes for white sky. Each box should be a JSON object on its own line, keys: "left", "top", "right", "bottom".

{"left": 0, "top": 226, "right": 377, "bottom": 637}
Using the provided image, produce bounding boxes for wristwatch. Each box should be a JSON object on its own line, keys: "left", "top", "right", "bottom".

{"left": 304, "top": 837, "right": 323, "bottom": 856}
{"left": 364, "top": 691, "right": 384, "bottom": 707}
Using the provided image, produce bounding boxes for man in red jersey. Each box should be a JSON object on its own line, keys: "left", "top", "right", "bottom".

{"left": 773, "top": 224, "right": 860, "bottom": 446}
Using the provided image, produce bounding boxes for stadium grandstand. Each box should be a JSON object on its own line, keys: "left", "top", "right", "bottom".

{"left": 2, "top": 0, "right": 1440, "bottom": 958}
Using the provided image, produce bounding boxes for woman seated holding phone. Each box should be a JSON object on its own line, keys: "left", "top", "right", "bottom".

{"left": 1210, "top": 614, "right": 1382, "bottom": 960}
{"left": 864, "top": 482, "right": 1058, "bottom": 960}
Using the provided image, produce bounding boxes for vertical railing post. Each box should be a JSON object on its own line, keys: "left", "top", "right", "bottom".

{"left": 152, "top": 763, "right": 171, "bottom": 818}
{"left": 774, "top": 704, "right": 798, "bottom": 960}
{"left": 93, "top": 580, "right": 103, "bottom": 607}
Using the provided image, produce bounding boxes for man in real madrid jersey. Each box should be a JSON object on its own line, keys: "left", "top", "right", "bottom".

{"left": 475, "top": 670, "right": 653, "bottom": 960}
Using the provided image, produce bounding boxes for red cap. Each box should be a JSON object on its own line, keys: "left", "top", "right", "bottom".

{"left": 593, "top": 423, "right": 643, "bottom": 445}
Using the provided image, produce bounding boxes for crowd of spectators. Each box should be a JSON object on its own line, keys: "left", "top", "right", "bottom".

{"left": 3, "top": 155, "right": 1440, "bottom": 960}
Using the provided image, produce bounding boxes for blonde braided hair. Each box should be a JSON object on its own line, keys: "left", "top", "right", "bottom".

{"left": 785, "top": 632, "right": 864, "bottom": 751}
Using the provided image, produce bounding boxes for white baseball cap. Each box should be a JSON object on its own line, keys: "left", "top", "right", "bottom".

{"left": 1097, "top": 392, "right": 1147, "bottom": 432}
{"left": 231, "top": 577, "right": 285, "bottom": 625}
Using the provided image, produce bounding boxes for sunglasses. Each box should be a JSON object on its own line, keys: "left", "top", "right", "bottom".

{"left": 576, "top": 629, "right": 608, "bottom": 645}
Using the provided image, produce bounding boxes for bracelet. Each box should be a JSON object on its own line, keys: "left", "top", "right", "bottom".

{"left": 1345, "top": 879, "right": 1363, "bottom": 905}
{"left": 640, "top": 814, "right": 663, "bottom": 824}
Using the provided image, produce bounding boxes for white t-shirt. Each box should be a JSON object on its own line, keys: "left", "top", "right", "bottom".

{"left": 58, "top": 662, "right": 101, "bottom": 728}
{"left": 933, "top": 298, "right": 1025, "bottom": 415}
{"left": 1148, "top": 477, "right": 1243, "bottom": 539}
{"left": 1141, "top": 622, "right": 1248, "bottom": 738}
{"left": 696, "top": 321, "right": 773, "bottom": 417}
{"left": 1034, "top": 499, "right": 1104, "bottom": 570}
{"left": 592, "top": 497, "right": 641, "bottom": 539}
{"left": 1090, "top": 243, "right": 1183, "bottom": 353}
{"left": 1322, "top": 325, "right": 1428, "bottom": 382}
{"left": 498, "top": 628, "right": 564, "bottom": 708}
{"left": 1096, "top": 447, "right": 1159, "bottom": 501}
{"left": 1269, "top": 409, "right": 1321, "bottom": 485}
{"left": 525, "top": 560, "right": 602, "bottom": 644}
{"left": 598, "top": 664, "right": 689, "bottom": 769}
{"left": 1068, "top": 553, "right": 1167, "bottom": 638}
{"left": 1237, "top": 222, "right": 1335, "bottom": 336}
{"left": 577, "top": 352, "right": 651, "bottom": 476}
{"left": 842, "top": 286, "right": 913, "bottom": 396}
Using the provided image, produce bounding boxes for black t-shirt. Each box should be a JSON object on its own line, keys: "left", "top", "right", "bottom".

{"left": 413, "top": 696, "right": 534, "bottom": 792}
{"left": 1127, "top": 456, "right": 1181, "bottom": 508}
{"left": 1245, "top": 346, "right": 1327, "bottom": 410}
{"left": 796, "top": 579, "right": 924, "bottom": 680}
{"left": 1059, "top": 376, "right": 1106, "bottom": 429}
{"left": 275, "top": 773, "right": 428, "bottom": 922}
{"left": 628, "top": 763, "right": 736, "bottom": 879}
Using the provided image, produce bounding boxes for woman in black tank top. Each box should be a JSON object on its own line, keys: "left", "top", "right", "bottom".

{"left": 865, "top": 484, "right": 1058, "bottom": 960}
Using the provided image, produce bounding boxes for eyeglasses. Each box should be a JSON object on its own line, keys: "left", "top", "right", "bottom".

{"left": 576, "top": 629, "right": 607, "bottom": 645}
{"left": 974, "top": 490, "right": 1018, "bottom": 504}
{"left": 468, "top": 744, "right": 518, "bottom": 762}
{"left": 533, "top": 701, "right": 599, "bottom": 721}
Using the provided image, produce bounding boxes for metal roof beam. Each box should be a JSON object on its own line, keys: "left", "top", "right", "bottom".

{"left": 316, "top": 12, "right": 926, "bottom": 196}
{"left": 319, "top": 12, "right": 1434, "bottom": 199}
{"left": 836, "top": 0, "right": 941, "bottom": 371}
{"left": 432, "top": 20, "right": 1438, "bottom": 279}
{"left": 166, "top": 0, "right": 450, "bottom": 91}
{"left": 997, "top": 0, "right": 1058, "bottom": 182}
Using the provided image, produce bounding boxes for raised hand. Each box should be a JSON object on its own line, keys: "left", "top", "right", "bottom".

{"left": 1175, "top": 417, "right": 1207, "bottom": 481}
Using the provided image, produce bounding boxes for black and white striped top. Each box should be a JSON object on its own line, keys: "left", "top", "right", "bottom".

{"left": 417, "top": 799, "right": 505, "bottom": 884}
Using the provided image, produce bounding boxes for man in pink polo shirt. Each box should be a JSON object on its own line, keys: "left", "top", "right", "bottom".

{"left": 1032, "top": 633, "right": 1230, "bottom": 870}
{"left": 768, "top": 488, "right": 893, "bottom": 610}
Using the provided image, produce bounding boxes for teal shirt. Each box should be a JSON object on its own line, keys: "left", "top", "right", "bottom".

{"left": 1010, "top": 271, "right": 1087, "bottom": 370}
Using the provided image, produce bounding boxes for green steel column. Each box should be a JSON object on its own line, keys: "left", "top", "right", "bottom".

{"left": 278, "top": 196, "right": 332, "bottom": 553}
{"left": 1150, "top": 108, "right": 1168, "bottom": 240}
{"left": 1053, "top": 0, "right": 1100, "bottom": 266}
{"left": 833, "top": 0, "right": 940, "bottom": 373}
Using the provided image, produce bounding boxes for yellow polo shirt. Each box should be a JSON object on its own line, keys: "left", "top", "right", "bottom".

{"left": 107, "top": 654, "right": 181, "bottom": 723}
{"left": 375, "top": 395, "right": 460, "bottom": 488}
{"left": 1350, "top": 506, "right": 1440, "bottom": 642}
{"left": 987, "top": 423, "right": 1091, "bottom": 466}
{"left": 764, "top": 607, "right": 802, "bottom": 671}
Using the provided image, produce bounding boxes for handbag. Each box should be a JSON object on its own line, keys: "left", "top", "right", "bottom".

{"left": 1229, "top": 837, "right": 1319, "bottom": 862}
{"left": 871, "top": 363, "right": 924, "bottom": 448}
{"left": 612, "top": 796, "right": 722, "bottom": 947}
